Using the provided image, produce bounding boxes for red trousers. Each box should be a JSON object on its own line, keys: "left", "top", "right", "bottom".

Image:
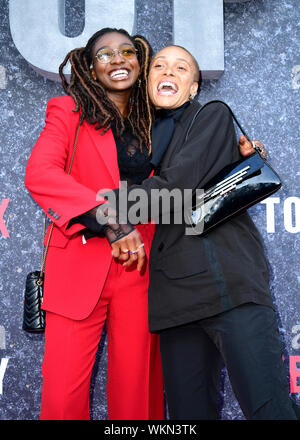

{"left": 40, "top": 225, "right": 165, "bottom": 420}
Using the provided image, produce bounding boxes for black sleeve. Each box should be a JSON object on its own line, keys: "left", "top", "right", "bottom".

{"left": 67, "top": 206, "right": 104, "bottom": 234}
{"left": 67, "top": 205, "right": 135, "bottom": 243}
{"left": 104, "top": 102, "right": 239, "bottom": 224}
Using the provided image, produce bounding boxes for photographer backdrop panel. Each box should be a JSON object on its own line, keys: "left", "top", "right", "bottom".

{"left": 0, "top": 0, "right": 299, "bottom": 420}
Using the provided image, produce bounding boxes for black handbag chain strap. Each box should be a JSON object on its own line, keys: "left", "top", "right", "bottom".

{"left": 38, "top": 120, "right": 82, "bottom": 283}
{"left": 185, "top": 100, "right": 256, "bottom": 148}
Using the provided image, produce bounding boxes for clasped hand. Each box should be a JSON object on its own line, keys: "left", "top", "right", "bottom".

{"left": 111, "top": 230, "right": 146, "bottom": 271}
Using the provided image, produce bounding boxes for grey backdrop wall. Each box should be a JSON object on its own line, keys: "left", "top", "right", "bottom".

{"left": 0, "top": 0, "right": 299, "bottom": 420}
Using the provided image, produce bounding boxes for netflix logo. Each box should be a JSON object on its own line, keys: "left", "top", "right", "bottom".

{"left": 290, "top": 356, "right": 300, "bottom": 393}
{"left": 0, "top": 198, "right": 10, "bottom": 238}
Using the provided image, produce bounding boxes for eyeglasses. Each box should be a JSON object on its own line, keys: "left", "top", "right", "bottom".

{"left": 94, "top": 45, "right": 138, "bottom": 64}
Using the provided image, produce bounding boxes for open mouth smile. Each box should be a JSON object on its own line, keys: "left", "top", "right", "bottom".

{"left": 109, "top": 69, "right": 130, "bottom": 80}
{"left": 157, "top": 81, "right": 178, "bottom": 96}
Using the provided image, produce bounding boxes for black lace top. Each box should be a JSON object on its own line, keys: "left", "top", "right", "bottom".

{"left": 116, "top": 119, "right": 152, "bottom": 186}
{"left": 67, "top": 120, "right": 152, "bottom": 242}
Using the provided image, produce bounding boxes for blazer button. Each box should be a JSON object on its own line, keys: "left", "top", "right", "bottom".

{"left": 158, "top": 242, "right": 164, "bottom": 252}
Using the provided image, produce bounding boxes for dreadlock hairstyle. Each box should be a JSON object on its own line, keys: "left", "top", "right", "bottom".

{"left": 59, "top": 28, "right": 155, "bottom": 153}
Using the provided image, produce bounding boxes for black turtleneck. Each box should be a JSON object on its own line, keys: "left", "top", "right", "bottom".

{"left": 150, "top": 101, "right": 190, "bottom": 169}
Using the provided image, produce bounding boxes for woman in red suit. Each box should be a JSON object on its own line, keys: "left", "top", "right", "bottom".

{"left": 25, "top": 28, "right": 164, "bottom": 420}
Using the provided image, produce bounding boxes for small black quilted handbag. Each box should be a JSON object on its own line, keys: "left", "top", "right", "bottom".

{"left": 22, "top": 122, "right": 81, "bottom": 333}
{"left": 23, "top": 272, "right": 46, "bottom": 333}
{"left": 22, "top": 215, "right": 53, "bottom": 333}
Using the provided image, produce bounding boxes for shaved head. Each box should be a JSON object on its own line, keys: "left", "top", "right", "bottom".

{"left": 148, "top": 45, "right": 201, "bottom": 109}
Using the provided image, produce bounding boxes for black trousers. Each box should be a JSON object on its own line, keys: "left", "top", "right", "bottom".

{"left": 159, "top": 303, "right": 300, "bottom": 420}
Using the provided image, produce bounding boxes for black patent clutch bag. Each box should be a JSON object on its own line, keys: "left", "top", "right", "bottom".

{"left": 186, "top": 101, "right": 282, "bottom": 235}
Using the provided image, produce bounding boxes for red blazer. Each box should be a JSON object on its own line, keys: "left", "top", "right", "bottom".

{"left": 25, "top": 96, "right": 141, "bottom": 319}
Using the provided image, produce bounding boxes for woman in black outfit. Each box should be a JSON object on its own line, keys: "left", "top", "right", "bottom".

{"left": 109, "top": 44, "right": 300, "bottom": 420}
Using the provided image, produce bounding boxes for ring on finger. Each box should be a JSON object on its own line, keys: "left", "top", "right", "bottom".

{"left": 129, "top": 243, "right": 145, "bottom": 254}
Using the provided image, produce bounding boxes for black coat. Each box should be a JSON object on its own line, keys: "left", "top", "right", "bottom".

{"left": 124, "top": 101, "right": 274, "bottom": 332}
